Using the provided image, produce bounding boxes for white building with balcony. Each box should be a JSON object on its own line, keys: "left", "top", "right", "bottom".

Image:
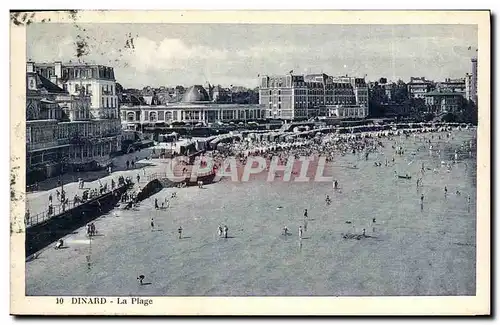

{"left": 27, "top": 61, "right": 121, "bottom": 153}
{"left": 26, "top": 70, "right": 121, "bottom": 184}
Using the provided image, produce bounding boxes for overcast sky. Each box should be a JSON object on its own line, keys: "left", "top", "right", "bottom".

{"left": 27, "top": 23, "right": 477, "bottom": 89}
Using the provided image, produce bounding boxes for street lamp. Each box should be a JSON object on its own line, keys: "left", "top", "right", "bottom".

{"left": 58, "top": 156, "right": 66, "bottom": 191}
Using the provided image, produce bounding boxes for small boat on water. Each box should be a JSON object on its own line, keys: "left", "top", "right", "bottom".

{"left": 398, "top": 175, "right": 412, "bottom": 179}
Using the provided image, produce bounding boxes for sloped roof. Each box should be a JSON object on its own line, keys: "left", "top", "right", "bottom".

{"left": 37, "top": 74, "right": 66, "bottom": 93}
{"left": 27, "top": 72, "right": 66, "bottom": 94}
{"left": 181, "top": 85, "right": 210, "bottom": 103}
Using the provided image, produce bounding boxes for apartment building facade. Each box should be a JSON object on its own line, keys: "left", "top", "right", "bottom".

{"left": 258, "top": 73, "right": 368, "bottom": 120}
{"left": 407, "top": 77, "right": 435, "bottom": 99}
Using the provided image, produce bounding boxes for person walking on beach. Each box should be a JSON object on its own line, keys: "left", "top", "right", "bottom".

{"left": 126, "top": 160, "right": 130, "bottom": 169}
{"left": 154, "top": 198, "right": 159, "bottom": 210}
{"left": 325, "top": 195, "right": 331, "bottom": 205}
{"left": 298, "top": 226, "right": 303, "bottom": 240}
{"left": 49, "top": 193, "right": 53, "bottom": 204}
{"left": 283, "top": 226, "right": 289, "bottom": 236}
{"left": 303, "top": 209, "right": 308, "bottom": 219}
{"left": 55, "top": 239, "right": 63, "bottom": 250}
{"left": 25, "top": 210, "right": 30, "bottom": 226}
{"left": 178, "top": 226, "right": 183, "bottom": 239}
{"left": 136, "top": 174, "right": 140, "bottom": 184}
{"left": 223, "top": 225, "right": 228, "bottom": 238}
{"left": 420, "top": 194, "right": 424, "bottom": 210}
{"left": 218, "top": 225, "right": 223, "bottom": 237}
{"left": 150, "top": 218, "right": 155, "bottom": 231}
{"left": 444, "top": 186, "right": 448, "bottom": 197}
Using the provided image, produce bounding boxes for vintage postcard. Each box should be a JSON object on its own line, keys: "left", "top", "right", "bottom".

{"left": 10, "top": 10, "right": 490, "bottom": 315}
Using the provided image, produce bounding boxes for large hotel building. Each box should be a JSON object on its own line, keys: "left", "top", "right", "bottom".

{"left": 26, "top": 61, "right": 121, "bottom": 183}
{"left": 258, "top": 73, "right": 369, "bottom": 120}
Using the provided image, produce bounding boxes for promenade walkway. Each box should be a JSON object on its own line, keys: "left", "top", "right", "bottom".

{"left": 25, "top": 150, "right": 169, "bottom": 226}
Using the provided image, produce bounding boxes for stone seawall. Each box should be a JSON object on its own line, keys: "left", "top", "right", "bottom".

{"left": 25, "top": 184, "right": 131, "bottom": 257}
{"left": 135, "top": 172, "right": 217, "bottom": 203}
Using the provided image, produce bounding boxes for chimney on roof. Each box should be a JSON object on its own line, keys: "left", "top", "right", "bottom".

{"left": 27, "top": 61, "right": 34, "bottom": 73}
{"left": 54, "top": 61, "right": 62, "bottom": 78}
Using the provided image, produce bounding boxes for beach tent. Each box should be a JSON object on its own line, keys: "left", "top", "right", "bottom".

{"left": 159, "top": 132, "right": 179, "bottom": 142}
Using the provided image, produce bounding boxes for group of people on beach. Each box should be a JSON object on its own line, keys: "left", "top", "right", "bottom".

{"left": 217, "top": 225, "right": 229, "bottom": 238}
{"left": 86, "top": 222, "right": 97, "bottom": 237}
{"left": 33, "top": 173, "right": 134, "bottom": 226}
{"left": 125, "top": 156, "right": 140, "bottom": 170}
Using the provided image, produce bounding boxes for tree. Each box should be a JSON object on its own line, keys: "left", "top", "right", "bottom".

{"left": 423, "top": 112, "right": 435, "bottom": 122}
{"left": 458, "top": 99, "right": 478, "bottom": 125}
{"left": 441, "top": 112, "right": 457, "bottom": 123}
{"left": 411, "top": 98, "right": 427, "bottom": 113}
{"left": 392, "top": 80, "right": 408, "bottom": 104}
{"left": 115, "top": 82, "right": 124, "bottom": 95}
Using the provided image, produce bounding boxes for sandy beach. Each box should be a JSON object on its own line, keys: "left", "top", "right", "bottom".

{"left": 26, "top": 129, "right": 477, "bottom": 296}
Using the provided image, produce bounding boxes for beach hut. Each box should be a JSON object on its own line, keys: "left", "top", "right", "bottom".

{"left": 159, "top": 132, "right": 179, "bottom": 143}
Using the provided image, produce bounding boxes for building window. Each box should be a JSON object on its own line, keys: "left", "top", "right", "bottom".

{"left": 102, "top": 97, "right": 105, "bottom": 107}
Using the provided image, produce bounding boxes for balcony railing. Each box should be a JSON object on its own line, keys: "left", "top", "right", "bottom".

{"left": 27, "top": 139, "right": 71, "bottom": 151}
